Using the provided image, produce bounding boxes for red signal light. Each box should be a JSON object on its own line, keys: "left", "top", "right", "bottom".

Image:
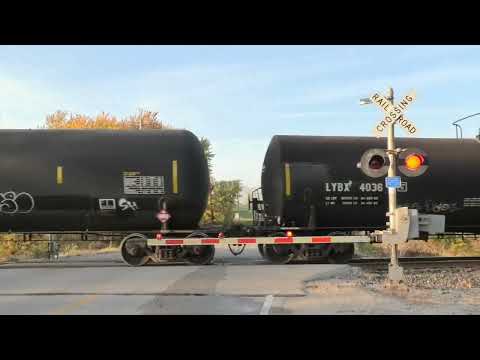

{"left": 405, "top": 154, "right": 424, "bottom": 171}
{"left": 398, "top": 148, "right": 429, "bottom": 177}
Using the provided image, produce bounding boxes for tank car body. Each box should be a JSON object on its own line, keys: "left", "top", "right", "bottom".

{"left": 0, "top": 129, "right": 209, "bottom": 233}
{"left": 261, "top": 135, "right": 480, "bottom": 234}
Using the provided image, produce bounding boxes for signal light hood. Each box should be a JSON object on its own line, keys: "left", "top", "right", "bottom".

{"left": 358, "top": 148, "right": 390, "bottom": 178}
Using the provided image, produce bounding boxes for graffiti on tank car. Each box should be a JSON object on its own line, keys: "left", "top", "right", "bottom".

{"left": 325, "top": 181, "right": 353, "bottom": 192}
{"left": 118, "top": 198, "right": 139, "bottom": 211}
{"left": 0, "top": 191, "right": 35, "bottom": 214}
{"left": 401, "top": 200, "right": 462, "bottom": 214}
{"left": 430, "top": 202, "right": 461, "bottom": 214}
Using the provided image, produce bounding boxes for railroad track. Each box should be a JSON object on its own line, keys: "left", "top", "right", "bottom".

{"left": 3, "top": 256, "right": 480, "bottom": 269}
{"left": 349, "top": 256, "right": 480, "bottom": 268}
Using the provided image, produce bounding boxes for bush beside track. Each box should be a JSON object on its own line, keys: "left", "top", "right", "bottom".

{"left": 0, "top": 234, "right": 121, "bottom": 263}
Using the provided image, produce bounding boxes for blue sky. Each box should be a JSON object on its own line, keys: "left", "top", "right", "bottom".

{"left": 1, "top": 45, "right": 480, "bottom": 189}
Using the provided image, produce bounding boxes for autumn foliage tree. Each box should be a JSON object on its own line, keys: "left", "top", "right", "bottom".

{"left": 43, "top": 109, "right": 240, "bottom": 227}
{"left": 44, "top": 109, "right": 169, "bottom": 130}
{"left": 44, "top": 109, "right": 216, "bottom": 177}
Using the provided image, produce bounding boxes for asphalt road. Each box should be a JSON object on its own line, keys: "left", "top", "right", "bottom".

{"left": 0, "top": 246, "right": 349, "bottom": 315}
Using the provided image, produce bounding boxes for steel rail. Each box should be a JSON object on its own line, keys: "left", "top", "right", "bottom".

{"left": 349, "top": 256, "right": 480, "bottom": 265}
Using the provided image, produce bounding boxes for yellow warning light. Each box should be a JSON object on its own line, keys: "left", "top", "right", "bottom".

{"left": 405, "top": 154, "right": 424, "bottom": 171}
{"left": 286, "top": 231, "right": 293, "bottom": 238}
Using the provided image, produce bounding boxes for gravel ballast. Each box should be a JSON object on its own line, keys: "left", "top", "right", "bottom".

{"left": 357, "top": 266, "right": 480, "bottom": 289}
{"left": 303, "top": 264, "right": 480, "bottom": 314}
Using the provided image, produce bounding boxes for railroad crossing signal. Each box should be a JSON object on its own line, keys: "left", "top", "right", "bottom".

{"left": 358, "top": 147, "right": 428, "bottom": 178}
{"left": 359, "top": 86, "right": 424, "bottom": 286}
{"left": 398, "top": 148, "right": 429, "bottom": 177}
{"left": 357, "top": 148, "right": 390, "bottom": 178}
{"left": 371, "top": 90, "right": 418, "bottom": 137}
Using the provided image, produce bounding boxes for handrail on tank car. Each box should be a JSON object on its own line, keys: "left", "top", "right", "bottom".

{"left": 452, "top": 112, "right": 480, "bottom": 139}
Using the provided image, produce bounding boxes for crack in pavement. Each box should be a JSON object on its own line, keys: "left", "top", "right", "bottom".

{"left": 140, "top": 265, "right": 228, "bottom": 314}
{"left": 164, "top": 264, "right": 227, "bottom": 295}
{"left": 136, "top": 265, "right": 290, "bottom": 314}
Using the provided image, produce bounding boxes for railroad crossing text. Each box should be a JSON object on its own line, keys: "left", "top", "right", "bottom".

{"left": 375, "top": 115, "right": 418, "bottom": 135}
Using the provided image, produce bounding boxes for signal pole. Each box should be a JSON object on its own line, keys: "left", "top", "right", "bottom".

{"left": 361, "top": 86, "right": 420, "bottom": 285}
{"left": 385, "top": 87, "right": 404, "bottom": 285}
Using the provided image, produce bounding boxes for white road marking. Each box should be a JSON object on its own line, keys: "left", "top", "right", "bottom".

{"left": 260, "top": 294, "right": 274, "bottom": 315}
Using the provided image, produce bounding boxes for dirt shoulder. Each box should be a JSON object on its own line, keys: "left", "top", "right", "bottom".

{"left": 289, "top": 266, "right": 480, "bottom": 315}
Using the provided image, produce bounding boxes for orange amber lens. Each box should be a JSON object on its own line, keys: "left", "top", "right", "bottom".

{"left": 405, "top": 154, "right": 423, "bottom": 170}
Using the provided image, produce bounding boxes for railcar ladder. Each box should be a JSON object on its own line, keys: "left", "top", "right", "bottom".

{"left": 249, "top": 188, "right": 265, "bottom": 226}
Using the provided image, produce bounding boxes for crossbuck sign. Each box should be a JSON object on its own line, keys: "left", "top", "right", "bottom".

{"left": 371, "top": 90, "right": 418, "bottom": 137}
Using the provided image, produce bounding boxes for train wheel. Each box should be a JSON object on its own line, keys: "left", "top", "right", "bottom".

{"left": 183, "top": 232, "right": 215, "bottom": 265}
{"left": 263, "top": 232, "right": 296, "bottom": 264}
{"left": 120, "top": 233, "right": 150, "bottom": 267}
{"left": 327, "top": 243, "right": 355, "bottom": 264}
